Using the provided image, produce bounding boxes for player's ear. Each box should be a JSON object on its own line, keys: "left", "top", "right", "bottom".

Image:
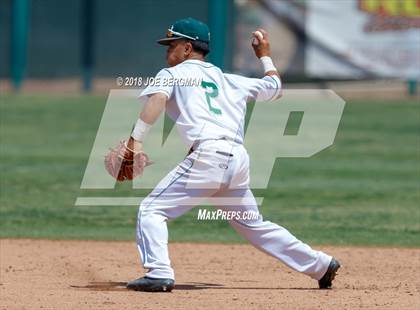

{"left": 184, "top": 41, "right": 193, "bottom": 57}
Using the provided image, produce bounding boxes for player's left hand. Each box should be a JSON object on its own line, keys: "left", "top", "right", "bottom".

{"left": 126, "top": 137, "right": 144, "bottom": 154}
{"left": 104, "top": 139, "right": 153, "bottom": 182}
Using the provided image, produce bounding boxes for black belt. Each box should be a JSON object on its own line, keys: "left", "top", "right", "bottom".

{"left": 216, "top": 150, "right": 233, "bottom": 157}
{"left": 188, "top": 138, "right": 236, "bottom": 157}
{"left": 188, "top": 148, "right": 233, "bottom": 157}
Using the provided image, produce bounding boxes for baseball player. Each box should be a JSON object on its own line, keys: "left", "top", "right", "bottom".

{"left": 125, "top": 18, "right": 340, "bottom": 292}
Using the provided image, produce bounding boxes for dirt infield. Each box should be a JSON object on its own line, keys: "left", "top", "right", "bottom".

{"left": 1, "top": 239, "right": 419, "bottom": 310}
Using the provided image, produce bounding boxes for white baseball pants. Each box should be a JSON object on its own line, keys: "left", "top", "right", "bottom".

{"left": 136, "top": 139, "right": 331, "bottom": 280}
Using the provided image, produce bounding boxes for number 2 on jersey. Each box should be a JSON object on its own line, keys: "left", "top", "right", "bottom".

{"left": 201, "top": 81, "right": 222, "bottom": 115}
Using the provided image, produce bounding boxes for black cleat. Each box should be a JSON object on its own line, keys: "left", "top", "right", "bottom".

{"left": 318, "top": 258, "right": 341, "bottom": 289}
{"left": 126, "top": 276, "right": 175, "bottom": 292}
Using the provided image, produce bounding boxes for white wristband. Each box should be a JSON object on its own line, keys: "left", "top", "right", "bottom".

{"left": 131, "top": 119, "right": 151, "bottom": 142}
{"left": 260, "top": 56, "right": 277, "bottom": 73}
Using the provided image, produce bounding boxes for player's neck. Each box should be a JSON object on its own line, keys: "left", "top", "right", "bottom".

{"left": 185, "top": 53, "right": 205, "bottom": 62}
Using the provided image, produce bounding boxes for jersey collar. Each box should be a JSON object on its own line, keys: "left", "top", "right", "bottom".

{"left": 183, "top": 59, "right": 213, "bottom": 67}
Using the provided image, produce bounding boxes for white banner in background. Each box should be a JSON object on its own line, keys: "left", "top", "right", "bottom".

{"left": 305, "top": 0, "right": 420, "bottom": 78}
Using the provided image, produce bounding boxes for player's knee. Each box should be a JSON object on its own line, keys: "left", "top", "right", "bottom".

{"left": 139, "top": 197, "right": 153, "bottom": 211}
{"left": 138, "top": 211, "right": 152, "bottom": 231}
{"left": 138, "top": 209, "right": 163, "bottom": 232}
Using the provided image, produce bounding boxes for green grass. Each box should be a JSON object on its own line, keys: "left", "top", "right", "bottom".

{"left": 0, "top": 95, "right": 419, "bottom": 246}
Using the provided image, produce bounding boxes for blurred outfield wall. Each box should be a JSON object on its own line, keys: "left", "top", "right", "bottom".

{"left": 1, "top": 0, "right": 418, "bottom": 90}
{"left": 0, "top": 0, "right": 214, "bottom": 78}
{"left": 0, "top": 0, "right": 301, "bottom": 81}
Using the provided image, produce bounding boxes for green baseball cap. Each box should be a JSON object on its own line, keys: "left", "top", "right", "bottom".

{"left": 157, "top": 17, "right": 210, "bottom": 45}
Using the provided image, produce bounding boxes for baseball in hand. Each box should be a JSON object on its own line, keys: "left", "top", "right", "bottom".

{"left": 252, "top": 30, "right": 264, "bottom": 46}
